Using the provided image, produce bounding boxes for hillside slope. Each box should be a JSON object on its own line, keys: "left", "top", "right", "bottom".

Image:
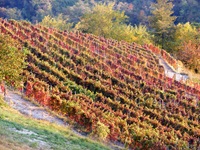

{"left": 0, "top": 95, "right": 111, "bottom": 150}
{"left": 0, "top": 19, "right": 200, "bottom": 149}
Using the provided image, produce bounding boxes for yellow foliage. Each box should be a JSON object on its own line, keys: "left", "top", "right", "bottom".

{"left": 94, "top": 121, "right": 110, "bottom": 140}
{"left": 40, "top": 14, "right": 73, "bottom": 31}
{"left": 76, "top": 3, "right": 152, "bottom": 44}
{"left": 174, "top": 22, "right": 198, "bottom": 51}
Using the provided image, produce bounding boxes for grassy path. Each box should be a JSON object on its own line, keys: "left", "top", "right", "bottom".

{"left": 0, "top": 94, "right": 112, "bottom": 150}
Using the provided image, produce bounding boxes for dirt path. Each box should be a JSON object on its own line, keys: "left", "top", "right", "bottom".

{"left": 4, "top": 90, "right": 66, "bottom": 126}
{"left": 2, "top": 89, "right": 85, "bottom": 138}
{"left": 158, "top": 56, "right": 189, "bottom": 81}
{"left": 1, "top": 89, "right": 123, "bottom": 150}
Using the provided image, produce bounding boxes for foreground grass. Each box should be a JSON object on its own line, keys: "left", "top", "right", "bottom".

{"left": 0, "top": 96, "right": 110, "bottom": 150}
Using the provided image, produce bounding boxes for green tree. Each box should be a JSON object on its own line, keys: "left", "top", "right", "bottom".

{"left": 111, "top": 24, "right": 152, "bottom": 44}
{"left": 0, "top": 7, "right": 23, "bottom": 20}
{"left": 130, "top": 24, "right": 152, "bottom": 44}
{"left": 76, "top": 3, "right": 152, "bottom": 44}
{"left": 149, "top": 0, "right": 176, "bottom": 49}
{"left": 39, "top": 14, "right": 73, "bottom": 31}
{"left": 75, "top": 3, "right": 127, "bottom": 38}
{"left": 65, "top": 0, "right": 93, "bottom": 23}
{"left": 0, "top": 35, "right": 27, "bottom": 87}
{"left": 174, "top": 22, "right": 199, "bottom": 51}
{"left": 31, "top": 0, "right": 52, "bottom": 22}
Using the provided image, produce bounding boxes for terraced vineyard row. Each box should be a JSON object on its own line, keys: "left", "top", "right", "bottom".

{"left": 0, "top": 19, "right": 199, "bottom": 149}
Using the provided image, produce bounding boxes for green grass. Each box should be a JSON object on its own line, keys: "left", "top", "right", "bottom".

{"left": 0, "top": 96, "right": 111, "bottom": 150}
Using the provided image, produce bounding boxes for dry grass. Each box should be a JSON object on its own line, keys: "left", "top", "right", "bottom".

{"left": 177, "top": 61, "right": 200, "bottom": 83}
{"left": 182, "top": 67, "right": 200, "bottom": 83}
{"left": 0, "top": 95, "right": 111, "bottom": 150}
{"left": 0, "top": 136, "right": 34, "bottom": 150}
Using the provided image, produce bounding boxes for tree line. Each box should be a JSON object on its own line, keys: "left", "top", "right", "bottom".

{"left": 1, "top": 0, "right": 200, "bottom": 25}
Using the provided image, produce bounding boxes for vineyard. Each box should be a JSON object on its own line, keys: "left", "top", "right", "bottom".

{"left": 0, "top": 19, "right": 200, "bottom": 149}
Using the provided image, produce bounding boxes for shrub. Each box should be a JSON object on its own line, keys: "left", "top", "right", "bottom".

{"left": 95, "top": 121, "right": 110, "bottom": 141}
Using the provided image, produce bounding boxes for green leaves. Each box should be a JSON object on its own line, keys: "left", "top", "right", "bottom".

{"left": 94, "top": 121, "right": 110, "bottom": 141}
{"left": 39, "top": 14, "right": 73, "bottom": 31}
{"left": 0, "top": 35, "right": 27, "bottom": 86}
{"left": 149, "top": 0, "right": 176, "bottom": 49}
{"left": 174, "top": 22, "right": 198, "bottom": 51}
{"left": 149, "top": 0, "right": 176, "bottom": 32}
{"left": 76, "top": 3, "right": 152, "bottom": 44}
{"left": 75, "top": 3, "right": 125, "bottom": 38}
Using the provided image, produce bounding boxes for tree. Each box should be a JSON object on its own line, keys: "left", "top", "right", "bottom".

{"left": 174, "top": 22, "right": 199, "bottom": 52}
{"left": 39, "top": 14, "right": 73, "bottom": 31}
{"left": 65, "top": 0, "right": 93, "bottom": 24}
{"left": 0, "top": 7, "right": 23, "bottom": 20}
{"left": 173, "top": 0, "right": 200, "bottom": 23}
{"left": 149, "top": 0, "right": 176, "bottom": 49}
{"left": 174, "top": 23, "right": 200, "bottom": 73}
{"left": 110, "top": 24, "right": 152, "bottom": 44}
{"left": 130, "top": 24, "right": 152, "bottom": 44}
{"left": 178, "top": 41, "right": 200, "bottom": 73}
{"left": 76, "top": 3, "right": 152, "bottom": 44}
{"left": 0, "top": 35, "right": 27, "bottom": 87}
{"left": 75, "top": 3, "right": 127, "bottom": 38}
{"left": 30, "top": 0, "right": 52, "bottom": 23}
